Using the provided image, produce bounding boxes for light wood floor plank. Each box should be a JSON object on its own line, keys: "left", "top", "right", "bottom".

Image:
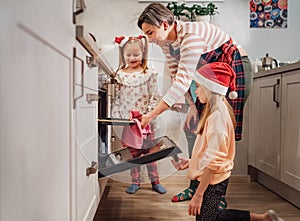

{"left": 94, "top": 172, "right": 300, "bottom": 221}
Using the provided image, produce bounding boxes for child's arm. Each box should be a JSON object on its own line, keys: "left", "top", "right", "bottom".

{"left": 188, "top": 167, "right": 214, "bottom": 216}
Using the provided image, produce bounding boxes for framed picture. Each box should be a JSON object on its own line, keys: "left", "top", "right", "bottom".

{"left": 250, "top": 0, "right": 288, "bottom": 28}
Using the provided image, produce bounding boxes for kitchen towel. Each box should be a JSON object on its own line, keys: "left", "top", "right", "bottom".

{"left": 121, "top": 110, "right": 151, "bottom": 149}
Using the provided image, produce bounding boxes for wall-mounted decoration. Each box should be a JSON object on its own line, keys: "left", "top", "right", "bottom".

{"left": 250, "top": 0, "right": 288, "bottom": 28}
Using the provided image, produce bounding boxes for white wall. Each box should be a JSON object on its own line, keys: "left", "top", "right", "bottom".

{"left": 215, "top": 0, "right": 300, "bottom": 63}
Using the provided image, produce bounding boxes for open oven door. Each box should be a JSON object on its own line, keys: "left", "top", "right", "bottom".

{"left": 98, "top": 135, "right": 182, "bottom": 178}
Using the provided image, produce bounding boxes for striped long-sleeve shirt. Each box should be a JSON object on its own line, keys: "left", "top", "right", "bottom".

{"left": 161, "top": 21, "right": 231, "bottom": 106}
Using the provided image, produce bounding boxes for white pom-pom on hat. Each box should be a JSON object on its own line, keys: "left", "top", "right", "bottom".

{"left": 229, "top": 91, "right": 238, "bottom": 100}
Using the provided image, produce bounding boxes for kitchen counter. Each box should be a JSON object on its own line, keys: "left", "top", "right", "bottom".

{"left": 254, "top": 61, "right": 300, "bottom": 79}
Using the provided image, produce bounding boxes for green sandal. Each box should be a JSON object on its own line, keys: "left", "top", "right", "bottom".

{"left": 171, "top": 186, "right": 196, "bottom": 202}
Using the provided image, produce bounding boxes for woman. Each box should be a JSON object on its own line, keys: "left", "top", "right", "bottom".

{"left": 137, "top": 2, "right": 252, "bottom": 203}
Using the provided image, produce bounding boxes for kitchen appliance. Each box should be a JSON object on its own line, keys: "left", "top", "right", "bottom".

{"left": 96, "top": 45, "right": 183, "bottom": 178}
{"left": 261, "top": 53, "right": 278, "bottom": 70}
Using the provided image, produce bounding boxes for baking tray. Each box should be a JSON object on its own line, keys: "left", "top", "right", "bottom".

{"left": 98, "top": 117, "right": 136, "bottom": 126}
{"left": 98, "top": 136, "right": 182, "bottom": 177}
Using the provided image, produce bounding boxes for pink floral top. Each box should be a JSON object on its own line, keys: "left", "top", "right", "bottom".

{"left": 111, "top": 69, "right": 160, "bottom": 119}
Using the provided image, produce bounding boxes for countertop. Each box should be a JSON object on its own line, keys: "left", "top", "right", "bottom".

{"left": 254, "top": 61, "right": 300, "bottom": 79}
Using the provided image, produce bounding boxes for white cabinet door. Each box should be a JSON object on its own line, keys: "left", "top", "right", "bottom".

{"left": 252, "top": 75, "right": 281, "bottom": 178}
{"left": 0, "top": 5, "right": 74, "bottom": 221}
{"left": 281, "top": 71, "right": 300, "bottom": 191}
{"left": 73, "top": 43, "right": 99, "bottom": 221}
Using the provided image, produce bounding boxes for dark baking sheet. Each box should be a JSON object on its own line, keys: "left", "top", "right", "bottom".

{"left": 98, "top": 136, "right": 182, "bottom": 177}
{"left": 98, "top": 118, "right": 136, "bottom": 126}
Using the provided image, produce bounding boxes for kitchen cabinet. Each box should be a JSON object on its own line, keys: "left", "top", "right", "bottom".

{"left": 249, "top": 75, "right": 281, "bottom": 178}
{"left": 0, "top": 1, "right": 101, "bottom": 221}
{"left": 248, "top": 63, "right": 300, "bottom": 207}
{"left": 280, "top": 71, "right": 300, "bottom": 191}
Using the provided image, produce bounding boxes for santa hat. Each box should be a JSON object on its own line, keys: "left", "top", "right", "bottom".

{"left": 193, "top": 62, "right": 238, "bottom": 99}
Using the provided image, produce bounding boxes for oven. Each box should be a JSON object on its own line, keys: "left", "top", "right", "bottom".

{"left": 77, "top": 27, "right": 183, "bottom": 179}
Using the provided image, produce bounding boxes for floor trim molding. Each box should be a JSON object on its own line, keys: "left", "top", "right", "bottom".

{"left": 248, "top": 165, "right": 300, "bottom": 209}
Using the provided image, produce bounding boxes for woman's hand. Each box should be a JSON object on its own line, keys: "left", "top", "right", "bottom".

{"left": 171, "top": 157, "right": 189, "bottom": 170}
{"left": 183, "top": 104, "right": 198, "bottom": 130}
{"left": 188, "top": 194, "right": 203, "bottom": 216}
{"left": 140, "top": 113, "right": 152, "bottom": 129}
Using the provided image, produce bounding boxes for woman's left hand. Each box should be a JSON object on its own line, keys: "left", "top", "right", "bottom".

{"left": 188, "top": 194, "right": 203, "bottom": 216}
{"left": 140, "top": 113, "right": 151, "bottom": 129}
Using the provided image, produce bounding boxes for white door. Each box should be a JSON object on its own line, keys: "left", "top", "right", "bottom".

{"left": 0, "top": 1, "right": 74, "bottom": 220}
{"left": 281, "top": 71, "right": 300, "bottom": 191}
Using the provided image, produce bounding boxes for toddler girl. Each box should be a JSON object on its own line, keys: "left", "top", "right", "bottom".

{"left": 112, "top": 35, "right": 166, "bottom": 194}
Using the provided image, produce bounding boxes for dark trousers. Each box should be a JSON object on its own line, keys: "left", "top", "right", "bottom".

{"left": 184, "top": 130, "right": 200, "bottom": 189}
{"left": 196, "top": 179, "right": 250, "bottom": 221}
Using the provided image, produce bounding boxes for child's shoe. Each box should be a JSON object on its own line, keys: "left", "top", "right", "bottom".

{"left": 152, "top": 183, "right": 167, "bottom": 194}
{"left": 125, "top": 184, "right": 140, "bottom": 194}
{"left": 267, "top": 210, "right": 284, "bottom": 221}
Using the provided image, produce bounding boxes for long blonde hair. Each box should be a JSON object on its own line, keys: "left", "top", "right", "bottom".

{"left": 197, "top": 92, "right": 236, "bottom": 135}
{"left": 116, "top": 35, "right": 149, "bottom": 74}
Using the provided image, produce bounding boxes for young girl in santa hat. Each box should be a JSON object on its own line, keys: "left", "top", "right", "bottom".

{"left": 171, "top": 62, "right": 283, "bottom": 221}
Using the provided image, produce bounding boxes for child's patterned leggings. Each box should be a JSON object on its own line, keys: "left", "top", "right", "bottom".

{"left": 196, "top": 178, "right": 250, "bottom": 221}
{"left": 128, "top": 146, "right": 159, "bottom": 185}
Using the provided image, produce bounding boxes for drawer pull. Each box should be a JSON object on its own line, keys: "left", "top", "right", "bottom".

{"left": 86, "top": 161, "right": 98, "bottom": 176}
{"left": 86, "top": 93, "right": 99, "bottom": 104}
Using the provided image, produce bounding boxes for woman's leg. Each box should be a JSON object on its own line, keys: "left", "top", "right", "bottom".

{"left": 172, "top": 130, "right": 198, "bottom": 202}
{"left": 241, "top": 56, "right": 253, "bottom": 102}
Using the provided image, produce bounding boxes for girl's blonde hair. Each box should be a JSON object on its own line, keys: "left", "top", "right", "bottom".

{"left": 197, "top": 91, "right": 236, "bottom": 135}
{"left": 116, "top": 35, "right": 149, "bottom": 74}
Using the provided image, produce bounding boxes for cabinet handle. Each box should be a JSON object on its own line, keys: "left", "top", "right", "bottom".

{"left": 86, "top": 93, "right": 99, "bottom": 104}
{"left": 73, "top": 47, "right": 84, "bottom": 109}
{"left": 273, "top": 79, "right": 280, "bottom": 108}
{"left": 86, "top": 161, "right": 98, "bottom": 176}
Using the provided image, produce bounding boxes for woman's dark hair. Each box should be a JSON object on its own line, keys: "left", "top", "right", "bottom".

{"left": 137, "top": 3, "right": 174, "bottom": 29}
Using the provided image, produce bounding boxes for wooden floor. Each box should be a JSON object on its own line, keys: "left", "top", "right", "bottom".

{"left": 94, "top": 172, "right": 300, "bottom": 221}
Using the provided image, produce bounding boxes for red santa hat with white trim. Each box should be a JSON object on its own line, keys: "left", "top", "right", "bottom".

{"left": 193, "top": 62, "right": 238, "bottom": 99}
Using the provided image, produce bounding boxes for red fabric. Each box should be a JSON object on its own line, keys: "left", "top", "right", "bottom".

{"left": 198, "top": 62, "right": 236, "bottom": 93}
{"left": 121, "top": 110, "right": 151, "bottom": 149}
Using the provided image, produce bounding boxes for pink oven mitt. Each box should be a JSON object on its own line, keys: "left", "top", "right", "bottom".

{"left": 121, "top": 110, "right": 151, "bottom": 149}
